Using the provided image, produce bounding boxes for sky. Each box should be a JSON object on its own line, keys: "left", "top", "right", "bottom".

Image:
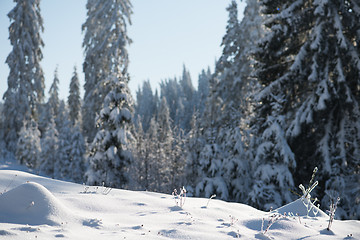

{"left": 0, "top": 0, "right": 245, "bottom": 101}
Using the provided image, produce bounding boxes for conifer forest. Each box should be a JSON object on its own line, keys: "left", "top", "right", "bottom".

{"left": 0, "top": 0, "right": 359, "bottom": 220}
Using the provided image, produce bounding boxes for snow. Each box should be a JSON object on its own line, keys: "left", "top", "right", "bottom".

{"left": 0, "top": 163, "right": 359, "bottom": 239}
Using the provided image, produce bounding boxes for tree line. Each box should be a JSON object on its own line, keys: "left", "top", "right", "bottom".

{"left": 0, "top": 0, "right": 359, "bottom": 220}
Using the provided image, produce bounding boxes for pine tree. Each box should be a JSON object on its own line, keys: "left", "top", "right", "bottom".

{"left": 179, "top": 65, "right": 195, "bottom": 132}
{"left": 132, "top": 117, "right": 148, "bottom": 190}
{"left": 160, "top": 78, "right": 181, "bottom": 128}
{"left": 195, "top": 77, "right": 228, "bottom": 200}
{"left": 134, "top": 80, "right": 158, "bottom": 133}
{"left": 55, "top": 102, "right": 72, "bottom": 180}
{"left": 156, "top": 97, "right": 175, "bottom": 192}
{"left": 196, "top": 67, "right": 211, "bottom": 115}
{"left": 70, "top": 123, "right": 87, "bottom": 183}
{"left": 254, "top": 0, "right": 360, "bottom": 217}
{"left": 68, "top": 66, "right": 81, "bottom": 126}
{"left": 86, "top": 75, "right": 135, "bottom": 188}
{"left": 48, "top": 67, "right": 60, "bottom": 123}
{"left": 39, "top": 114, "right": 59, "bottom": 178}
{"left": 249, "top": 96, "right": 296, "bottom": 210}
{"left": 16, "top": 118, "right": 41, "bottom": 169}
{"left": 2, "top": 0, "right": 45, "bottom": 152}
{"left": 82, "top": 0, "right": 132, "bottom": 142}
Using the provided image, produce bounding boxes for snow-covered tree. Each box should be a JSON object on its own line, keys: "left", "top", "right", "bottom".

{"left": 134, "top": 80, "right": 158, "bottom": 133}
{"left": 2, "top": 0, "right": 45, "bottom": 152}
{"left": 55, "top": 102, "right": 72, "bottom": 180}
{"left": 69, "top": 123, "right": 87, "bottom": 183}
{"left": 179, "top": 65, "right": 195, "bottom": 132}
{"left": 48, "top": 67, "right": 60, "bottom": 120}
{"left": 196, "top": 67, "right": 211, "bottom": 115}
{"left": 86, "top": 75, "right": 135, "bottom": 188}
{"left": 254, "top": 0, "right": 360, "bottom": 217}
{"left": 195, "top": 77, "right": 228, "bottom": 200}
{"left": 68, "top": 66, "right": 81, "bottom": 126}
{"left": 82, "top": 0, "right": 132, "bottom": 142}
{"left": 249, "top": 96, "right": 296, "bottom": 210}
{"left": 160, "top": 78, "right": 181, "bottom": 128}
{"left": 16, "top": 118, "right": 41, "bottom": 169}
{"left": 39, "top": 114, "right": 59, "bottom": 178}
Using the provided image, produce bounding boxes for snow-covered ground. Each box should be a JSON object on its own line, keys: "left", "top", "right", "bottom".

{"left": 0, "top": 160, "right": 359, "bottom": 239}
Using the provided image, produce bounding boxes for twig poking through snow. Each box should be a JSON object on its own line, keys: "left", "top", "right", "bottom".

{"left": 327, "top": 196, "right": 340, "bottom": 231}
{"left": 172, "top": 186, "right": 186, "bottom": 208}
{"left": 206, "top": 194, "right": 216, "bottom": 208}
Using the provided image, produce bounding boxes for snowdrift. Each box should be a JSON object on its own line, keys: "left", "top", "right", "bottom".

{"left": 0, "top": 182, "right": 73, "bottom": 226}
{"left": 0, "top": 169, "right": 359, "bottom": 240}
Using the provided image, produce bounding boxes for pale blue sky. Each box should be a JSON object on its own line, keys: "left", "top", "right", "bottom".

{"left": 0, "top": 0, "right": 245, "bottom": 100}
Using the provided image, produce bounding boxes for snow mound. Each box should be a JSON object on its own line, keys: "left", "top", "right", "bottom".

{"left": 0, "top": 182, "right": 72, "bottom": 226}
{"left": 274, "top": 198, "right": 328, "bottom": 218}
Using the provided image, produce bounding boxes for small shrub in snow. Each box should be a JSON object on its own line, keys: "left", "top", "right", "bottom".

{"left": 299, "top": 167, "right": 318, "bottom": 199}
{"left": 261, "top": 213, "right": 287, "bottom": 235}
{"left": 172, "top": 186, "right": 186, "bottom": 208}
{"left": 326, "top": 193, "right": 340, "bottom": 231}
{"left": 298, "top": 167, "right": 321, "bottom": 217}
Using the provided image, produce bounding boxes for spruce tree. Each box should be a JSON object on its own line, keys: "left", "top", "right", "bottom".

{"left": 68, "top": 66, "right": 82, "bottom": 126}
{"left": 195, "top": 77, "right": 228, "bottom": 200}
{"left": 86, "top": 75, "right": 135, "bottom": 188}
{"left": 135, "top": 80, "right": 158, "bottom": 133}
{"left": 55, "top": 102, "right": 72, "bottom": 180}
{"left": 179, "top": 65, "right": 195, "bottom": 132}
{"left": 3, "top": 0, "right": 45, "bottom": 152}
{"left": 39, "top": 114, "right": 59, "bottom": 178}
{"left": 70, "top": 123, "right": 87, "bottom": 183}
{"left": 48, "top": 67, "right": 60, "bottom": 123}
{"left": 82, "top": 0, "right": 132, "bottom": 142}
{"left": 254, "top": 0, "right": 360, "bottom": 217}
{"left": 16, "top": 118, "right": 41, "bottom": 169}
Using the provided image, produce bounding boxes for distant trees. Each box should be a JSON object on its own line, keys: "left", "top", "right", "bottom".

{"left": 1, "top": 0, "right": 359, "bottom": 220}
{"left": 68, "top": 67, "right": 82, "bottom": 126}
{"left": 2, "top": 0, "right": 45, "bottom": 152}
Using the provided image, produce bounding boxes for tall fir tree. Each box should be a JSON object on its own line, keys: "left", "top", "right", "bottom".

{"left": 134, "top": 80, "right": 158, "bottom": 133}
{"left": 68, "top": 66, "right": 82, "bottom": 126}
{"left": 39, "top": 113, "right": 59, "bottom": 178}
{"left": 55, "top": 101, "right": 72, "bottom": 180}
{"left": 48, "top": 67, "right": 60, "bottom": 122}
{"left": 69, "top": 123, "right": 87, "bottom": 183}
{"left": 86, "top": 75, "right": 135, "bottom": 188}
{"left": 195, "top": 77, "right": 229, "bottom": 200}
{"left": 254, "top": 0, "right": 360, "bottom": 217}
{"left": 2, "top": 0, "right": 45, "bottom": 152}
{"left": 82, "top": 0, "right": 132, "bottom": 143}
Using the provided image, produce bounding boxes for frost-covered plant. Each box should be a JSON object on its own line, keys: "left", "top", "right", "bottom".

{"left": 206, "top": 194, "right": 216, "bottom": 208}
{"left": 261, "top": 213, "right": 287, "bottom": 235}
{"left": 172, "top": 186, "right": 186, "bottom": 208}
{"left": 326, "top": 193, "right": 340, "bottom": 231}
{"left": 299, "top": 167, "right": 318, "bottom": 199}
{"left": 298, "top": 167, "right": 320, "bottom": 217}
